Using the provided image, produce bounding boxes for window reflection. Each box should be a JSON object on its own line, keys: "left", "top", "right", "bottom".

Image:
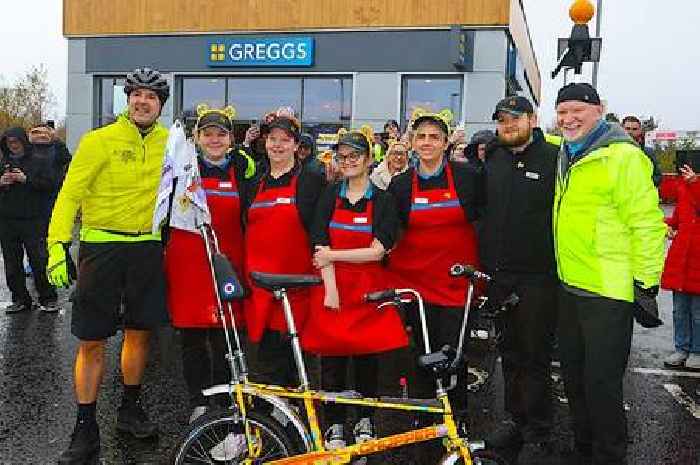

{"left": 402, "top": 76, "right": 463, "bottom": 128}
{"left": 228, "top": 78, "right": 301, "bottom": 121}
{"left": 99, "top": 77, "right": 126, "bottom": 127}
{"left": 181, "top": 78, "right": 226, "bottom": 121}
{"left": 303, "top": 78, "right": 352, "bottom": 122}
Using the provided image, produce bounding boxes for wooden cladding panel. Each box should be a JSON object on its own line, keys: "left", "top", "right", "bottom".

{"left": 64, "top": 0, "right": 510, "bottom": 36}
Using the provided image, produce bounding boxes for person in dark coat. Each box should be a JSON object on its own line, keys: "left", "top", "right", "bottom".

{"left": 28, "top": 122, "right": 72, "bottom": 235}
{"left": 464, "top": 129, "right": 496, "bottom": 172}
{"left": 478, "top": 97, "right": 559, "bottom": 463}
{"left": 0, "top": 127, "right": 58, "bottom": 313}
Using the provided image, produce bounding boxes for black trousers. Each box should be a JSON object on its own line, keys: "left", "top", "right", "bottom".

{"left": 181, "top": 328, "right": 230, "bottom": 406}
{"left": 407, "top": 302, "right": 469, "bottom": 417}
{"left": 557, "top": 287, "right": 633, "bottom": 465}
{"left": 321, "top": 354, "right": 378, "bottom": 425}
{"left": 0, "top": 217, "right": 56, "bottom": 305}
{"left": 250, "top": 330, "right": 298, "bottom": 388}
{"left": 406, "top": 302, "right": 469, "bottom": 465}
{"left": 492, "top": 271, "right": 557, "bottom": 442}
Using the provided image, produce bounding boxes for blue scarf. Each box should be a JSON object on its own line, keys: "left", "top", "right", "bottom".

{"left": 565, "top": 120, "right": 608, "bottom": 161}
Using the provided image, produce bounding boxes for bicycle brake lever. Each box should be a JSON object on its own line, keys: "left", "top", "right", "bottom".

{"left": 377, "top": 301, "right": 395, "bottom": 311}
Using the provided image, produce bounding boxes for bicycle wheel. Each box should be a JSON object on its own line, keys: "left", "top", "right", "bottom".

{"left": 171, "top": 408, "right": 300, "bottom": 464}
{"left": 440, "top": 448, "right": 510, "bottom": 465}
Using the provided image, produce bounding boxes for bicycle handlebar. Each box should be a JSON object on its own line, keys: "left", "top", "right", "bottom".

{"left": 449, "top": 263, "right": 492, "bottom": 282}
{"left": 364, "top": 289, "right": 398, "bottom": 303}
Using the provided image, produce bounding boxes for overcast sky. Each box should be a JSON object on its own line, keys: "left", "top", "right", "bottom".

{"left": 0, "top": 1, "right": 698, "bottom": 130}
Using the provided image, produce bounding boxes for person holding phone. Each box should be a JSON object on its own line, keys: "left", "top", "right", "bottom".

{"left": 661, "top": 164, "right": 700, "bottom": 370}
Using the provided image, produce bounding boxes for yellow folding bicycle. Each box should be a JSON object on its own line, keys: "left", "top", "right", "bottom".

{"left": 170, "top": 225, "right": 507, "bottom": 465}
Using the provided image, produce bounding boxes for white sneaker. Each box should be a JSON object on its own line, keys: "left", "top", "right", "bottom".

{"left": 353, "top": 417, "right": 375, "bottom": 444}
{"left": 664, "top": 351, "right": 688, "bottom": 368}
{"left": 324, "top": 423, "right": 346, "bottom": 450}
{"left": 189, "top": 405, "right": 208, "bottom": 424}
{"left": 209, "top": 432, "right": 246, "bottom": 461}
{"left": 685, "top": 353, "right": 700, "bottom": 371}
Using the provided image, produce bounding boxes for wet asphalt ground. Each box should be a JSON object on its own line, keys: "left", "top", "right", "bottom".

{"left": 0, "top": 217, "right": 698, "bottom": 464}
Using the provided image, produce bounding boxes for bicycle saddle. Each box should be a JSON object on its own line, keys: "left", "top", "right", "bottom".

{"left": 250, "top": 271, "right": 322, "bottom": 291}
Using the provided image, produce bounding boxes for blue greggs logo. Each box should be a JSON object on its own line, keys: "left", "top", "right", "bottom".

{"left": 208, "top": 37, "right": 314, "bottom": 67}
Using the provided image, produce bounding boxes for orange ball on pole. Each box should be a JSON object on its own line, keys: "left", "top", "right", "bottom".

{"left": 569, "top": 0, "right": 595, "bottom": 24}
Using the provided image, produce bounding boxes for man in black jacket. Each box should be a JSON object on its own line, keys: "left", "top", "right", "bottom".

{"left": 478, "top": 96, "right": 559, "bottom": 461}
{"left": 0, "top": 127, "right": 58, "bottom": 313}
{"left": 28, "top": 122, "right": 72, "bottom": 236}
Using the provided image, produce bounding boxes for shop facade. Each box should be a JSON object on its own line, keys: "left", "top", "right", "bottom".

{"left": 64, "top": 0, "right": 541, "bottom": 150}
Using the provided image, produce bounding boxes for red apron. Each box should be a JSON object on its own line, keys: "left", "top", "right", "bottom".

{"left": 303, "top": 198, "right": 408, "bottom": 356}
{"left": 164, "top": 168, "right": 245, "bottom": 328}
{"left": 388, "top": 164, "right": 479, "bottom": 307}
{"left": 244, "top": 174, "right": 314, "bottom": 343}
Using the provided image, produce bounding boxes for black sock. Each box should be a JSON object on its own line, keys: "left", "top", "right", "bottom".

{"left": 77, "top": 402, "right": 97, "bottom": 425}
{"left": 122, "top": 384, "right": 142, "bottom": 407}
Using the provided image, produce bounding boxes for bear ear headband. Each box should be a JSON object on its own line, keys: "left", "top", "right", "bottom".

{"left": 335, "top": 125, "right": 374, "bottom": 150}
{"left": 410, "top": 107, "right": 454, "bottom": 132}
{"left": 196, "top": 104, "right": 237, "bottom": 121}
{"left": 358, "top": 124, "right": 374, "bottom": 149}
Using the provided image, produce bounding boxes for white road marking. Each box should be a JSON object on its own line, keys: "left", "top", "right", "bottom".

{"left": 663, "top": 384, "right": 700, "bottom": 420}
{"left": 630, "top": 367, "right": 700, "bottom": 379}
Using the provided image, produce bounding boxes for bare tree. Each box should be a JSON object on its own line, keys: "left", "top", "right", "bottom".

{"left": 0, "top": 65, "right": 55, "bottom": 133}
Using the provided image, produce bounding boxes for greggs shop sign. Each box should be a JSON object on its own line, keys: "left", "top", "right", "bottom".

{"left": 207, "top": 37, "right": 315, "bottom": 67}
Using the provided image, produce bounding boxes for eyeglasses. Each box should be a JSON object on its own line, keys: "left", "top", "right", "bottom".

{"left": 334, "top": 151, "right": 364, "bottom": 164}
{"left": 389, "top": 150, "right": 408, "bottom": 157}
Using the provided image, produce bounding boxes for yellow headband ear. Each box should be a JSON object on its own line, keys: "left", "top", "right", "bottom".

{"left": 437, "top": 109, "right": 454, "bottom": 126}
{"left": 358, "top": 124, "right": 374, "bottom": 149}
{"left": 222, "top": 105, "right": 237, "bottom": 120}
{"left": 196, "top": 104, "right": 210, "bottom": 117}
{"left": 410, "top": 107, "right": 429, "bottom": 123}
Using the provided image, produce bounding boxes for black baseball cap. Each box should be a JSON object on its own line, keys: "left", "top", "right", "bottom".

{"left": 265, "top": 116, "right": 301, "bottom": 141}
{"left": 556, "top": 83, "right": 601, "bottom": 106}
{"left": 196, "top": 112, "right": 233, "bottom": 132}
{"left": 492, "top": 96, "right": 534, "bottom": 120}
{"left": 333, "top": 132, "right": 370, "bottom": 153}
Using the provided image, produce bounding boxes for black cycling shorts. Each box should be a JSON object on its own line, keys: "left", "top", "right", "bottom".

{"left": 72, "top": 241, "right": 169, "bottom": 341}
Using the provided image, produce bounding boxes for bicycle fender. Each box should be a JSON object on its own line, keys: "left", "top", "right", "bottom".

{"left": 201, "top": 384, "right": 314, "bottom": 452}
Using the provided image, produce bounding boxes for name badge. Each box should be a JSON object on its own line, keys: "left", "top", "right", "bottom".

{"left": 353, "top": 217, "right": 368, "bottom": 224}
{"left": 219, "top": 181, "right": 233, "bottom": 189}
{"left": 414, "top": 197, "right": 429, "bottom": 204}
{"left": 525, "top": 171, "right": 540, "bottom": 180}
{"left": 276, "top": 197, "right": 292, "bottom": 204}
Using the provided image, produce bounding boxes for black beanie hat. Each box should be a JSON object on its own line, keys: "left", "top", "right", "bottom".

{"left": 556, "top": 83, "right": 601, "bottom": 106}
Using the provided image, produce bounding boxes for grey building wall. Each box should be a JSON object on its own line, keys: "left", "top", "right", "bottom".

{"left": 66, "top": 39, "right": 92, "bottom": 152}
{"left": 463, "top": 29, "right": 506, "bottom": 137}
{"left": 66, "top": 28, "right": 531, "bottom": 144}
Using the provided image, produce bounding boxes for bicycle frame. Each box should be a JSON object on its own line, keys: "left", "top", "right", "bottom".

{"left": 197, "top": 226, "right": 483, "bottom": 463}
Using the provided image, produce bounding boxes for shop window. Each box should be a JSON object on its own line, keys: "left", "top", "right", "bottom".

{"left": 227, "top": 78, "right": 301, "bottom": 121}
{"left": 97, "top": 77, "right": 126, "bottom": 127}
{"left": 177, "top": 76, "right": 352, "bottom": 142}
{"left": 401, "top": 76, "right": 463, "bottom": 129}
{"left": 302, "top": 78, "right": 352, "bottom": 123}
{"left": 181, "top": 78, "right": 227, "bottom": 129}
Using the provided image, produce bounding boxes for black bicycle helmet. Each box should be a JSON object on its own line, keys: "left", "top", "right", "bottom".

{"left": 124, "top": 67, "right": 170, "bottom": 106}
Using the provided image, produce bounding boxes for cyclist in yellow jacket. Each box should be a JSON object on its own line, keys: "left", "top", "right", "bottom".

{"left": 48, "top": 68, "right": 170, "bottom": 465}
